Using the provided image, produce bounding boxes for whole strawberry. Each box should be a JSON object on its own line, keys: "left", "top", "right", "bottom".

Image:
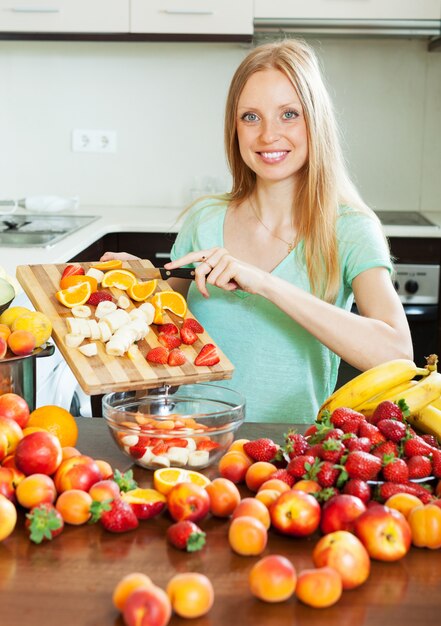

{"left": 382, "top": 456, "right": 409, "bottom": 483}
{"left": 287, "top": 454, "right": 316, "bottom": 479}
{"left": 403, "top": 435, "right": 436, "bottom": 458}
{"left": 166, "top": 520, "right": 206, "bottom": 552}
{"left": 344, "top": 451, "right": 382, "bottom": 481}
{"left": 371, "top": 440, "right": 399, "bottom": 460}
{"left": 345, "top": 436, "right": 372, "bottom": 453}
{"left": 320, "top": 438, "right": 345, "bottom": 463}
{"left": 432, "top": 449, "right": 441, "bottom": 479}
{"left": 25, "top": 503, "right": 64, "bottom": 544}
{"left": 406, "top": 455, "right": 433, "bottom": 479}
{"left": 94, "top": 497, "right": 139, "bottom": 533}
{"left": 330, "top": 407, "right": 365, "bottom": 435}
{"left": 243, "top": 438, "right": 278, "bottom": 462}
{"left": 370, "top": 399, "right": 408, "bottom": 425}
{"left": 376, "top": 418, "right": 407, "bottom": 443}
{"left": 342, "top": 478, "right": 372, "bottom": 504}
{"left": 378, "top": 481, "right": 433, "bottom": 504}
{"left": 269, "top": 468, "right": 295, "bottom": 487}
{"left": 284, "top": 431, "right": 308, "bottom": 458}
{"left": 421, "top": 434, "right": 440, "bottom": 449}
{"left": 316, "top": 461, "right": 340, "bottom": 488}
{"left": 358, "top": 422, "right": 386, "bottom": 446}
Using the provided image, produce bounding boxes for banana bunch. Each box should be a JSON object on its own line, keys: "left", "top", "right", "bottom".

{"left": 318, "top": 354, "right": 441, "bottom": 441}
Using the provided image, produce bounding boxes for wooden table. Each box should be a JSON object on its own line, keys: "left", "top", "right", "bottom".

{"left": 2, "top": 419, "right": 441, "bottom": 626}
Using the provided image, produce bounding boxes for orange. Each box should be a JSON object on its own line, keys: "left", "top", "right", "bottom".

{"left": 153, "top": 467, "right": 210, "bottom": 496}
{"left": 127, "top": 280, "right": 157, "bottom": 302}
{"left": 101, "top": 269, "right": 137, "bottom": 290}
{"left": 27, "top": 405, "right": 78, "bottom": 447}
{"left": 151, "top": 290, "right": 187, "bottom": 318}
{"left": 166, "top": 573, "right": 214, "bottom": 619}
{"left": 91, "top": 259, "right": 123, "bottom": 271}
{"left": 59, "top": 274, "right": 98, "bottom": 292}
{"left": 56, "top": 282, "right": 92, "bottom": 308}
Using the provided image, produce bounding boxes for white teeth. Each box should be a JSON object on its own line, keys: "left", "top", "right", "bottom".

{"left": 261, "top": 151, "right": 286, "bottom": 159}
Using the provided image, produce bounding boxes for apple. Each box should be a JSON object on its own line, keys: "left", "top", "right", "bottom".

{"left": 123, "top": 585, "right": 172, "bottom": 626}
{"left": 353, "top": 504, "right": 412, "bottom": 561}
{"left": 312, "top": 530, "right": 371, "bottom": 589}
{"left": 0, "top": 430, "right": 8, "bottom": 463}
{"left": 0, "top": 467, "right": 16, "bottom": 502}
{"left": 167, "top": 481, "right": 210, "bottom": 523}
{"left": 0, "top": 415, "right": 23, "bottom": 455}
{"left": 269, "top": 489, "right": 321, "bottom": 537}
{"left": 0, "top": 393, "right": 30, "bottom": 428}
{"left": 15, "top": 431, "right": 62, "bottom": 476}
{"left": 54, "top": 455, "right": 102, "bottom": 493}
{"left": 320, "top": 494, "right": 366, "bottom": 535}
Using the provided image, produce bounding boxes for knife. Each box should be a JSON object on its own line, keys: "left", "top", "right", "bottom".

{"left": 137, "top": 267, "right": 196, "bottom": 281}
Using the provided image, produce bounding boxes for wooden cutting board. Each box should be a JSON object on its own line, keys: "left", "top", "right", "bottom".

{"left": 16, "top": 260, "right": 234, "bottom": 395}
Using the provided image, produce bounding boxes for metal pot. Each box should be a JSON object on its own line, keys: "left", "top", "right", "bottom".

{"left": 0, "top": 343, "right": 55, "bottom": 411}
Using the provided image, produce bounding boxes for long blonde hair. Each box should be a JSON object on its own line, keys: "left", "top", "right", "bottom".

{"left": 224, "top": 39, "right": 376, "bottom": 302}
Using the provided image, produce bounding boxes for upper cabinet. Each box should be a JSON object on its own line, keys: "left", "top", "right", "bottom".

{"left": 254, "top": 0, "right": 441, "bottom": 36}
{"left": 131, "top": 0, "right": 253, "bottom": 36}
{"left": 0, "top": 0, "right": 130, "bottom": 33}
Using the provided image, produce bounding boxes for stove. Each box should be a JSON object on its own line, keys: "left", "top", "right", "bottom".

{"left": 374, "top": 211, "right": 437, "bottom": 227}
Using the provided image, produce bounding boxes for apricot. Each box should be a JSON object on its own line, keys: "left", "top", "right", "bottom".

{"left": 232, "top": 497, "right": 271, "bottom": 529}
{"left": 293, "top": 479, "right": 321, "bottom": 494}
{"left": 228, "top": 515, "right": 268, "bottom": 556}
{"left": 7, "top": 329, "right": 36, "bottom": 356}
{"left": 56, "top": 489, "right": 93, "bottom": 525}
{"left": 245, "top": 461, "right": 277, "bottom": 492}
{"left": 95, "top": 459, "right": 113, "bottom": 479}
{"left": 0, "top": 324, "right": 11, "bottom": 341}
{"left": 249, "top": 555, "right": 297, "bottom": 603}
{"left": 89, "top": 479, "right": 120, "bottom": 503}
{"left": 385, "top": 493, "right": 424, "bottom": 519}
{"left": 112, "top": 572, "right": 153, "bottom": 611}
{"left": 218, "top": 450, "right": 253, "bottom": 484}
{"left": 0, "top": 494, "right": 17, "bottom": 541}
{"left": 258, "top": 478, "right": 290, "bottom": 495}
{"left": 228, "top": 438, "right": 250, "bottom": 454}
{"left": 312, "top": 530, "right": 371, "bottom": 590}
{"left": 295, "top": 566, "right": 343, "bottom": 608}
{"left": 255, "top": 488, "right": 281, "bottom": 509}
{"left": 16, "top": 473, "right": 57, "bottom": 509}
{"left": 61, "top": 446, "right": 82, "bottom": 460}
{"left": 166, "top": 572, "right": 214, "bottom": 618}
{"left": 206, "top": 477, "right": 241, "bottom": 517}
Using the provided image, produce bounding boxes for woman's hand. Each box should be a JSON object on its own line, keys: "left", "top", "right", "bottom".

{"left": 100, "top": 251, "right": 141, "bottom": 262}
{"left": 165, "top": 247, "right": 267, "bottom": 298}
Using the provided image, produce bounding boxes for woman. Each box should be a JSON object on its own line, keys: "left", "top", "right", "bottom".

{"left": 102, "top": 40, "right": 412, "bottom": 423}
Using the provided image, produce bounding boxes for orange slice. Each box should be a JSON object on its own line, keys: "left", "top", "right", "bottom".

{"left": 91, "top": 259, "right": 123, "bottom": 271}
{"left": 59, "top": 274, "right": 98, "bottom": 292}
{"left": 101, "top": 269, "right": 137, "bottom": 290}
{"left": 153, "top": 467, "right": 210, "bottom": 496}
{"left": 128, "top": 279, "right": 157, "bottom": 302}
{"left": 56, "top": 282, "right": 92, "bottom": 308}
{"left": 151, "top": 290, "right": 187, "bottom": 318}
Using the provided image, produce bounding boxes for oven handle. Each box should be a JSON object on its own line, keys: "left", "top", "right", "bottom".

{"left": 402, "top": 304, "right": 438, "bottom": 322}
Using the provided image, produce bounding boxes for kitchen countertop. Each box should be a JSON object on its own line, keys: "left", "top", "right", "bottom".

{"left": 1, "top": 205, "right": 441, "bottom": 279}
{"left": 2, "top": 417, "right": 441, "bottom": 626}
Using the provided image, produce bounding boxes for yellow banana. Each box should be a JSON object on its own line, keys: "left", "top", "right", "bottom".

{"left": 318, "top": 358, "right": 428, "bottom": 417}
{"left": 431, "top": 395, "right": 441, "bottom": 411}
{"left": 378, "top": 370, "right": 441, "bottom": 416}
{"left": 355, "top": 379, "right": 418, "bottom": 418}
{"left": 406, "top": 404, "right": 441, "bottom": 441}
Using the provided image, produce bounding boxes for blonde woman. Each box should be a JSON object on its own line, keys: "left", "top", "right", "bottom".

{"left": 103, "top": 40, "right": 412, "bottom": 423}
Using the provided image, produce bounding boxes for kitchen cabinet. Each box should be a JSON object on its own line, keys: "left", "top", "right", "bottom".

{"left": 68, "top": 231, "right": 177, "bottom": 264}
{"left": 131, "top": 0, "right": 253, "bottom": 36}
{"left": 0, "top": 0, "right": 129, "bottom": 32}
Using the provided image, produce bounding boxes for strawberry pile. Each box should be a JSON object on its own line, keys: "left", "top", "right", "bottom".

{"left": 244, "top": 400, "right": 441, "bottom": 505}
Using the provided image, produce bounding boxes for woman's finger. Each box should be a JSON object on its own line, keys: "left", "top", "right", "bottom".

{"left": 164, "top": 249, "right": 216, "bottom": 269}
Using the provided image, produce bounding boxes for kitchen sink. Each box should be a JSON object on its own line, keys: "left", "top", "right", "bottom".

{"left": 0, "top": 214, "right": 99, "bottom": 248}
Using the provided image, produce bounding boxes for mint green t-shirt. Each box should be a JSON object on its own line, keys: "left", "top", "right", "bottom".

{"left": 170, "top": 200, "right": 392, "bottom": 424}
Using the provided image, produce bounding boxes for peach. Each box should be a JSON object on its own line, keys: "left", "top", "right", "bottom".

{"left": 258, "top": 478, "right": 291, "bottom": 495}
{"left": 255, "top": 488, "right": 281, "bottom": 509}
{"left": 228, "top": 515, "right": 268, "bottom": 556}
{"left": 312, "top": 530, "right": 371, "bottom": 590}
{"left": 14, "top": 431, "right": 62, "bottom": 476}
{"left": 112, "top": 572, "right": 153, "bottom": 611}
{"left": 245, "top": 461, "right": 277, "bottom": 492}
{"left": 384, "top": 493, "right": 424, "bottom": 519}
{"left": 218, "top": 450, "right": 253, "bottom": 484}
{"left": 167, "top": 482, "right": 210, "bottom": 523}
{"left": 54, "top": 455, "right": 102, "bottom": 493}
{"left": 0, "top": 393, "right": 30, "bottom": 428}
{"left": 295, "top": 566, "right": 343, "bottom": 608}
{"left": 123, "top": 585, "right": 172, "bottom": 626}
{"left": 89, "top": 479, "right": 120, "bottom": 502}
{"left": 206, "top": 477, "right": 241, "bottom": 517}
{"left": 232, "top": 497, "right": 271, "bottom": 529}
{"left": 0, "top": 415, "right": 23, "bottom": 455}
{"left": 166, "top": 572, "right": 214, "bottom": 619}
{"left": 56, "top": 489, "right": 93, "bottom": 525}
{"left": 0, "top": 467, "right": 16, "bottom": 502}
{"left": 0, "top": 494, "right": 17, "bottom": 541}
{"left": 249, "top": 555, "right": 297, "bottom": 603}
{"left": 16, "top": 473, "right": 57, "bottom": 509}
{"left": 7, "top": 329, "right": 36, "bottom": 356}
{"left": 0, "top": 336, "right": 7, "bottom": 359}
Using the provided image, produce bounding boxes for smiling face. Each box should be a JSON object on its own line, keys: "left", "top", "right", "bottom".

{"left": 236, "top": 68, "right": 308, "bottom": 187}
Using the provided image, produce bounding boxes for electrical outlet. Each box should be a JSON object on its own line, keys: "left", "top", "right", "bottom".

{"left": 71, "top": 129, "right": 117, "bottom": 153}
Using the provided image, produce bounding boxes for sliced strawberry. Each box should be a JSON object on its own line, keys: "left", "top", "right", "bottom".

{"left": 146, "top": 346, "right": 169, "bottom": 364}
{"left": 168, "top": 349, "right": 187, "bottom": 366}
{"left": 158, "top": 333, "right": 182, "bottom": 350}
{"left": 182, "top": 318, "right": 204, "bottom": 334}
{"left": 151, "top": 440, "right": 168, "bottom": 455}
{"left": 166, "top": 438, "right": 189, "bottom": 448}
{"left": 61, "top": 264, "right": 84, "bottom": 280}
{"left": 158, "top": 323, "right": 179, "bottom": 335}
{"left": 180, "top": 326, "right": 198, "bottom": 345}
{"left": 129, "top": 443, "right": 148, "bottom": 459}
{"left": 194, "top": 343, "right": 220, "bottom": 366}
{"left": 87, "top": 291, "right": 113, "bottom": 306}
{"left": 196, "top": 439, "right": 220, "bottom": 451}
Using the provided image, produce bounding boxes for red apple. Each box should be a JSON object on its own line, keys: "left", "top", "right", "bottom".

{"left": 0, "top": 393, "right": 30, "bottom": 428}
{"left": 312, "top": 529, "right": 371, "bottom": 589}
{"left": 269, "top": 490, "right": 321, "bottom": 537}
{"left": 320, "top": 494, "right": 366, "bottom": 535}
{"left": 0, "top": 467, "right": 16, "bottom": 502}
{"left": 54, "top": 455, "right": 102, "bottom": 493}
{"left": 167, "top": 482, "right": 210, "bottom": 523}
{"left": 353, "top": 504, "right": 412, "bottom": 561}
{"left": 15, "top": 431, "right": 62, "bottom": 476}
{"left": 123, "top": 585, "right": 172, "bottom": 626}
{"left": 0, "top": 415, "right": 23, "bottom": 455}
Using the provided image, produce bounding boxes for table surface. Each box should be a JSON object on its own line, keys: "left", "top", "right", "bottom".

{"left": 2, "top": 418, "right": 441, "bottom": 626}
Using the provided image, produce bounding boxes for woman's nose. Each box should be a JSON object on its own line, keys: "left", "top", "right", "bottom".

{"left": 260, "top": 119, "right": 281, "bottom": 143}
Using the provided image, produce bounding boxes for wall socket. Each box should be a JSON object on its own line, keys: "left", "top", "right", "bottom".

{"left": 72, "top": 129, "right": 117, "bottom": 153}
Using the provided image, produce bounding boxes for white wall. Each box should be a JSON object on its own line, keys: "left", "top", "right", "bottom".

{"left": 0, "top": 37, "right": 440, "bottom": 211}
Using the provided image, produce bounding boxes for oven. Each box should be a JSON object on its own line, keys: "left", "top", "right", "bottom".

{"left": 337, "top": 211, "right": 441, "bottom": 387}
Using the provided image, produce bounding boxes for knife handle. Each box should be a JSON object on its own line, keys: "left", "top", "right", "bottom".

{"left": 159, "top": 267, "right": 196, "bottom": 279}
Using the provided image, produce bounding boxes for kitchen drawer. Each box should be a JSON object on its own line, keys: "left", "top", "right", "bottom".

{"left": 0, "top": 0, "right": 129, "bottom": 33}
{"left": 117, "top": 232, "right": 177, "bottom": 264}
{"left": 131, "top": 0, "right": 253, "bottom": 35}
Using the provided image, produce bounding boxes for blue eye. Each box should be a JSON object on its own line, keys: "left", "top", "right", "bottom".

{"left": 283, "top": 110, "right": 298, "bottom": 120}
{"left": 241, "top": 112, "right": 259, "bottom": 122}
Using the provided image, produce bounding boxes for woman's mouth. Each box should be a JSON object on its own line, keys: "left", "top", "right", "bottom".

{"left": 257, "top": 151, "right": 289, "bottom": 164}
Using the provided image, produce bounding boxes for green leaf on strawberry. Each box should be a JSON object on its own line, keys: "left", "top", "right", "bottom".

{"left": 26, "top": 504, "right": 64, "bottom": 544}
{"left": 89, "top": 499, "right": 113, "bottom": 524}
{"left": 113, "top": 469, "right": 138, "bottom": 493}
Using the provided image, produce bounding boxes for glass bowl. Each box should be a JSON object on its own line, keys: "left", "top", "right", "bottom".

{"left": 102, "top": 383, "right": 245, "bottom": 470}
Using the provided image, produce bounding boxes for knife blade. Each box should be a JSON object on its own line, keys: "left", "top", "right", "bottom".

{"left": 137, "top": 267, "right": 196, "bottom": 281}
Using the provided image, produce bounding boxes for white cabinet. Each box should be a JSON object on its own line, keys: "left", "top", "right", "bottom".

{"left": 0, "top": 0, "right": 130, "bottom": 32}
{"left": 131, "top": 0, "right": 253, "bottom": 36}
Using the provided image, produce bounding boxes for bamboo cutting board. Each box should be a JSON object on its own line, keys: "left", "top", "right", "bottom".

{"left": 16, "top": 260, "right": 234, "bottom": 395}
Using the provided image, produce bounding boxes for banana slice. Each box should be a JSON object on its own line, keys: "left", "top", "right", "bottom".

{"left": 149, "top": 455, "right": 171, "bottom": 469}
{"left": 188, "top": 450, "right": 210, "bottom": 468}
{"left": 65, "top": 333, "right": 85, "bottom": 348}
{"left": 71, "top": 305, "right": 91, "bottom": 318}
{"left": 129, "top": 308, "right": 149, "bottom": 322}
{"left": 66, "top": 317, "right": 82, "bottom": 334}
{"left": 87, "top": 319, "right": 101, "bottom": 340}
{"left": 86, "top": 268, "right": 104, "bottom": 283}
{"left": 117, "top": 295, "right": 131, "bottom": 309}
{"left": 166, "top": 447, "right": 189, "bottom": 467}
{"left": 98, "top": 321, "right": 112, "bottom": 343}
{"left": 102, "top": 309, "right": 131, "bottom": 333}
{"left": 78, "top": 342, "right": 98, "bottom": 357}
{"left": 127, "top": 344, "right": 141, "bottom": 360}
{"left": 138, "top": 302, "right": 155, "bottom": 325}
{"left": 95, "top": 300, "right": 117, "bottom": 319}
